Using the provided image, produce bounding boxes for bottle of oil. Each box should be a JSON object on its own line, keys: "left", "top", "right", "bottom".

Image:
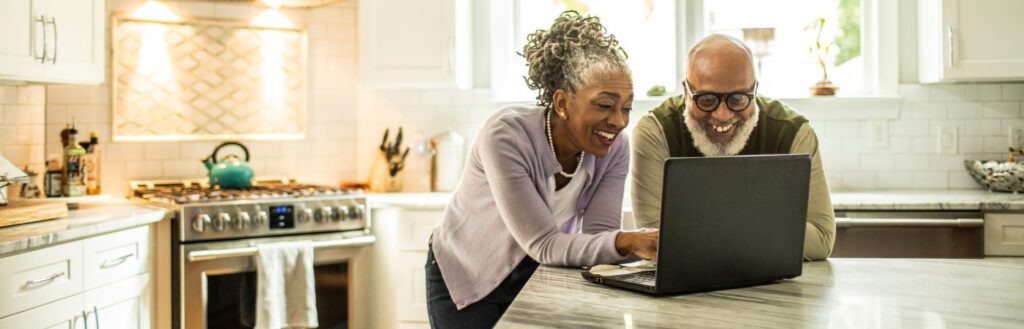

{"left": 62, "top": 126, "right": 86, "bottom": 197}
{"left": 79, "top": 132, "right": 101, "bottom": 195}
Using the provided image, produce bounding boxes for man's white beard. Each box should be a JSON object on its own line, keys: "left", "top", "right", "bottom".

{"left": 683, "top": 105, "right": 760, "bottom": 156}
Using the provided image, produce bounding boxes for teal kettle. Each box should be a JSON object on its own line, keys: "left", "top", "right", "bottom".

{"left": 202, "top": 142, "right": 254, "bottom": 189}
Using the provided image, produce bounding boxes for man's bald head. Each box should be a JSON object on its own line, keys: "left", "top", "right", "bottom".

{"left": 687, "top": 34, "right": 756, "bottom": 88}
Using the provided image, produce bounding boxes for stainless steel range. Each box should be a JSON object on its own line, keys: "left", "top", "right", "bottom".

{"left": 133, "top": 179, "right": 374, "bottom": 329}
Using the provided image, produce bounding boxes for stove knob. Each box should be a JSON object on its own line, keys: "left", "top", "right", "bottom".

{"left": 316, "top": 207, "right": 333, "bottom": 222}
{"left": 299, "top": 208, "right": 314, "bottom": 223}
{"left": 192, "top": 214, "right": 212, "bottom": 232}
{"left": 213, "top": 213, "right": 232, "bottom": 231}
{"left": 349, "top": 205, "right": 364, "bottom": 220}
{"left": 254, "top": 211, "right": 268, "bottom": 226}
{"left": 236, "top": 212, "right": 251, "bottom": 230}
{"left": 333, "top": 206, "right": 349, "bottom": 221}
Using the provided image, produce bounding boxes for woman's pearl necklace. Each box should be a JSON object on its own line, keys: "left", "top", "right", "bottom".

{"left": 546, "top": 110, "right": 584, "bottom": 178}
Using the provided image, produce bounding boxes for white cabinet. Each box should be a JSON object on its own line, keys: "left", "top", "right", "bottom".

{"left": 0, "top": 225, "right": 154, "bottom": 328}
{"left": 0, "top": 0, "right": 105, "bottom": 84}
{"left": 361, "top": 206, "right": 443, "bottom": 329}
{"left": 984, "top": 213, "right": 1024, "bottom": 256}
{"left": 83, "top": 273, "right": 152, "bottom": 329}
{"left": 918, "top": 0, "right": 1024, "bottom": 83}
{"left": 358, "top": 0, "right": 471, "bottom": 89}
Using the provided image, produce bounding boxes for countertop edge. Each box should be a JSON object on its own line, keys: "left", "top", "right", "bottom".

{"left": 0, "top": 204, "right": 170, "bottom": 257}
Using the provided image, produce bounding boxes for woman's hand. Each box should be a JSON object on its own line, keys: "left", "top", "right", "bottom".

{"left": 615, "top": 230, "right": 659, "bottom": 260}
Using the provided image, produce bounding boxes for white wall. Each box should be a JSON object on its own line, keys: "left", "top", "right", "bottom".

{"left": 45, "top": 0, "right": 359, "bottom": 197}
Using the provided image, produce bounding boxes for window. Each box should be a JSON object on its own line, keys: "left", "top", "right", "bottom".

{"left": 490, "top": 0, "right": 683, "bottom": 101}
{"left": 489, "top": 0, "right": 896, "bottom": 100}
{"left": 702, "top": 0, "right": 866, "bottom": 97}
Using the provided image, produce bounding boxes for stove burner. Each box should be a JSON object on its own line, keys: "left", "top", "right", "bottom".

{"left": 133, "top": 182, "right": 362, "bottom": 204}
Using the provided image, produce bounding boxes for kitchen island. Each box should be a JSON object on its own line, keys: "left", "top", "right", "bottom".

{"left": 496, "top": 258, "right": 1024, "bottom": 328}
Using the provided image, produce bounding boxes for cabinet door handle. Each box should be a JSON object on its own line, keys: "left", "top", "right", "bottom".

{"left": 946, "top": 25, "right": 955, "bottom": 68}
{"left": 48, "top": 16, "right": 58, "bottom": 64}
{"left": 35, "top": 14, "right": 47, "bottom": 63}
{"left": 93, "top": 306, "right": 100, "bottom": 329}
{"left": 81, "top": 310, "right": 89, "bottom": 329}
{"left": 100, "top": 253, "right": 135, "bottom": 269}
{"left": 23, "top": 271, "right": 65, "bottom": 288}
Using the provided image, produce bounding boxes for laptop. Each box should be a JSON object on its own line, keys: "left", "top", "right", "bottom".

{"left": 582, "top": 154, "right": 810, "bottom": 294}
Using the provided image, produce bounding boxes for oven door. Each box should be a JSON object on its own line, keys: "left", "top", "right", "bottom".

{"left": 177, "top": 231, "right": 374, "bottom": 329}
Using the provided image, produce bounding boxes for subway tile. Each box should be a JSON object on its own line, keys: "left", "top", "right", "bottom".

{"left": 1003, "top": 84, "right": 1024, "bottom": 100}
{"left": 162, "top": 159, "right": 204, "bottom": 178}
{"left": 877, "top": 172, "right": 915, "bottom": 189}
{"left": 893, "top": 120, "right": 929, "bottom": 136}
{"left": 822, "top": 154, "right": 860, "bottom": 171}
{"left": 859, "top": 155, "right": 895, "bottom": 171}
{"left": 912, "top": 172, "right": 948, "bottom": 189}
{"left": 960, "top": 136, "right": 985, "bottom": 153}
{"left": 930, "top": 154, "right": 966, "bottom": 171}
{"left": 46, "top": 85, "right": 89, "bottom": 104}
{"left": 842, "top": 172, "right": 878, "bottom": 190}
{"left": 144, "top": 143, "right": 181, "bottom": 160}
{"left": 18, "top": 86, "right": 45, "bottom": 105}
{"left": 898, "top": 84, "right": 929, "bottom": 101}
{"left": 3, "top": 105, "right": 44, "bottom": 125}
{"left": 977, "top": 84, "right": 1003, "bottom": 100}
{"left": 830, "top": 121, "right": 861, "bottom": 137}
{"left": 946, "top": 102, "right": 983, "bottom": 119}
{"left": 907, "top": 101, "right": 947, "bottom": 118}
{"left": 983, "top": 136, "right": 1008, "bottom": 153}
{"left": 126, "top": 160, "right": 163, "bottom": 179}
{"left": 963, "top": 119, "right": 1001, "bottom": 136}
{"left": 912, "top": 136, "right": 935, "bottom": 154}
{"left": 0, "top": 86, "right": 18, "bottom": 104}
{"left": 949, "top": 172, "right": 981, "bottom": 189}
{"left": 892, "top": 154, "right": 931, "bottom": 170}
{"left": 931, "top": 84, "right": 975, "bottom": 101}
{"left": 46, "top": 105, "right": 68, "bottom": 124}
{"left": 982, "top": 101, "right": 1021, "bottom": 118}
{"left": 106, "top": 143, "right": 145, "bottom": 161}
{"left": 0, "top": 125, "right": 18, "bottom": 146}
{"left": 1, "top": 145, "right": 31, "bottom": 167}
{"left": 180, "top": 141, "right": 220, "bottom": 159}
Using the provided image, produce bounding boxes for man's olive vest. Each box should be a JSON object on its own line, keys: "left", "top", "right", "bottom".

{"left": 650, "top": 94, "right": 808, "bottom": 157}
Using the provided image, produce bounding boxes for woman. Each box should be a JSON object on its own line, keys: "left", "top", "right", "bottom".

{"left": 426, "top": 11, "right": 659, "bottom": 328}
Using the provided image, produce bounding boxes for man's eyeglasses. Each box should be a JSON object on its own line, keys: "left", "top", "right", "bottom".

{"left": 684, "top": 80, "right": 758, "bottom": 112}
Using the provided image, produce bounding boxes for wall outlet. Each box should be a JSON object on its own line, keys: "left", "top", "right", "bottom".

{"left": 1009, "top": 127, "right": 1024, "bottom": 149}
{"left": 937, "top": 126, "right": 959, "bottom": 155}
{"left": 866, "top": 121, "right": 889, "bottom": 149}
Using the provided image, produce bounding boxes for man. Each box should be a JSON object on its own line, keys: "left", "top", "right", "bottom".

{"left": 630, "top": 34, "right": 835, "bottom": 260}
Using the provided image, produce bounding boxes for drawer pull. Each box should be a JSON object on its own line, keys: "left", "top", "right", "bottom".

{"left": 100, "top": 253, "right": 135, "bottom": 269}
{"left": 23, "top": 271, "right": 65, "bottom": 288}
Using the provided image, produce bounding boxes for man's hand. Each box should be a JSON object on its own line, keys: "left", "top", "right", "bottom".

{"left": 615, "top": 230, "right": 659, "bottom": 260}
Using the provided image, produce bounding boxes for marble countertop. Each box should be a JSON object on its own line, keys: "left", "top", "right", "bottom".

{"left": 497, "top": 258, "right": 1024, "bottom": 328}
{"left": 369, "top": 189, "right": 1024, "bottom": 212}
{"left": 0, "top": 198, "right": 170, "bottom": 256}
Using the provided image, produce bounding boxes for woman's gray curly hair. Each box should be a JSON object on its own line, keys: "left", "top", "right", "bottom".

{"left": 521, "top": 11, "right": 631, "bottom": 110}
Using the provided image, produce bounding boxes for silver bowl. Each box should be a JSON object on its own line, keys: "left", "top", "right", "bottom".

{"left": 964, "top": 160, "right": 1024, "bottom": 192}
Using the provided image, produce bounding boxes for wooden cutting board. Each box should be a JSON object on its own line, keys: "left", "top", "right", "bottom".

{"left": 0, "top": 200, "right": 69, "bottom": 228}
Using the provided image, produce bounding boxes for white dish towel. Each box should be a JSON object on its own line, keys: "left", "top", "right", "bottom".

{"left": 255, "top": 240, "right": 318, "bottom": 329}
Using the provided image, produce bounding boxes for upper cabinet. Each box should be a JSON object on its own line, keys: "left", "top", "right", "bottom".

{"left": 0, "top": 0, "right": 105, "bottom": 84}
{"left": 358, "top": 0, "right": 471, "bottom": 89}
{"left": 918, "top": 0, "right": 1024, "bottom": 83}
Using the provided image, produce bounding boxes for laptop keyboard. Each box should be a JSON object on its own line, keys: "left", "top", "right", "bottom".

{"left": 610, "top": 270, "right": 656, "bottom": 286}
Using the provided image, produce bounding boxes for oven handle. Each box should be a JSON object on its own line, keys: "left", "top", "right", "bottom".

{"left": 835, "top": 218, "right": 983, "bottom": 228}
{"left": 187, "top": 235, "right": 376, "bottom": 262}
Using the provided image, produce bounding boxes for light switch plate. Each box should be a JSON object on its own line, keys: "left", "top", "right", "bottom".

{"left": 1009, "top": 126, "right": 1024, "bottom": 149}
{"left": 938, "top": 126, "right": 959, "bottom": 154}
{"left": 866, "top": 121, "right": 889, "bottom": 149}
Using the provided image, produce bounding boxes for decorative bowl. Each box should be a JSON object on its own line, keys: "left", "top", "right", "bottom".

{"left": 964, "top": 160, "right": 1024, "bottom": 192}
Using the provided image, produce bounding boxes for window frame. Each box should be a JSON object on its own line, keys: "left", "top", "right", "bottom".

{"left": 487, "top": 0, "right": 898, "bottom": 102}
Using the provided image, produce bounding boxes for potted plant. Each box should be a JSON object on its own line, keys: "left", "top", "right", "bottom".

{"left": 808, "top": 18, "right": 839, "bottom": 96}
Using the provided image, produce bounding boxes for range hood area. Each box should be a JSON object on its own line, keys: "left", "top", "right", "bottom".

{"left": 177, "top": 0, "right": 342, "bottom": 8}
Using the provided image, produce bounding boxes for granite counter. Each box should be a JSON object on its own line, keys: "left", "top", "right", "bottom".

{"left": 497, "top": 258, "right": 1024, "bottom": 328}
{"left": 0, "top": 199, "right": 170, "bottom": 256}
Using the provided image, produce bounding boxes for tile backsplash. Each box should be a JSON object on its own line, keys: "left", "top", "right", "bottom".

{"left": 44, "top": 0, "right": 358, "bottom": 197}
{"left": 0, "top": 85, "right": 46, "bottom": 177}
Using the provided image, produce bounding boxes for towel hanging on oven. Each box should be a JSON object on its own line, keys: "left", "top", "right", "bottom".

{"left": 255, "top": 240, "right": 318, "bottom": 329}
